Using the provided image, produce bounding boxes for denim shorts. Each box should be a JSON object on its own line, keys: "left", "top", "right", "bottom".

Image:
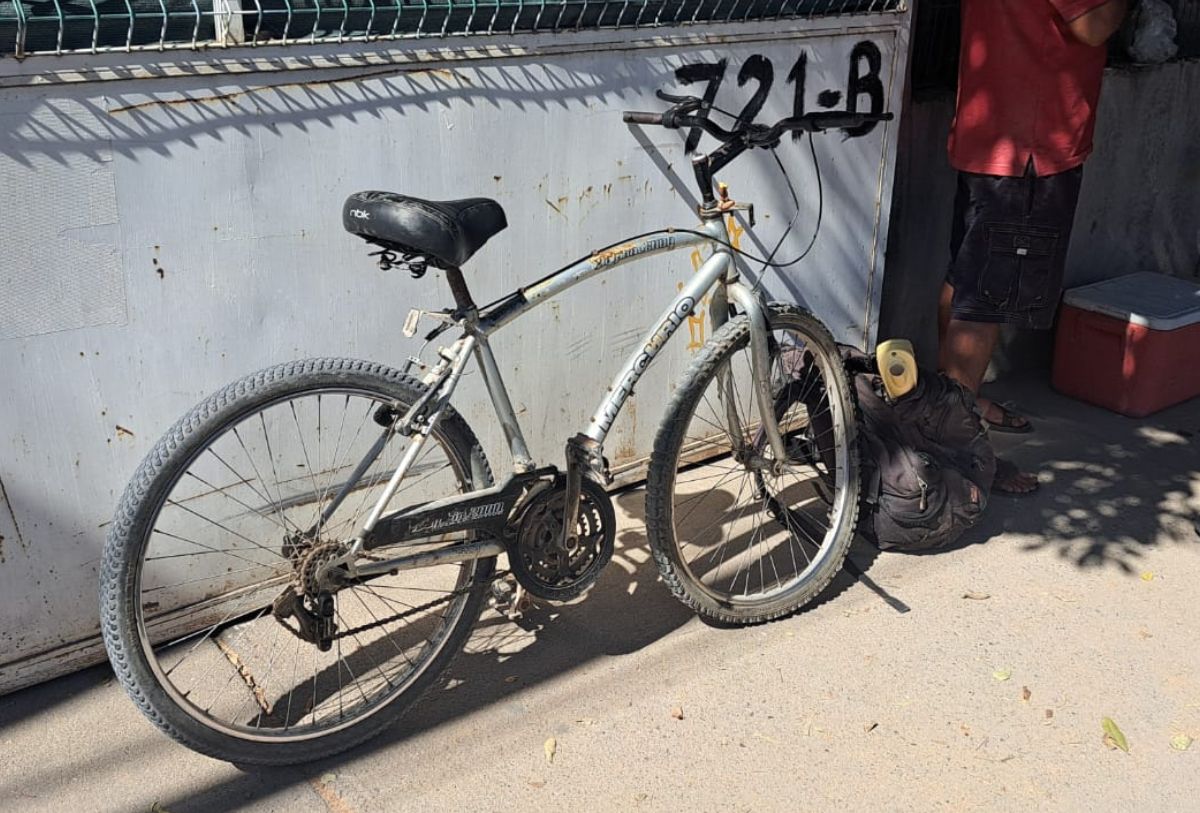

{"left": 946, "top": 164, "right": 1084, "bottom": 330}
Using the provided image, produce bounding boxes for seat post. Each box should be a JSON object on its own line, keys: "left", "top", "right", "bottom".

{"left": 444, "top": 267, "right": 477, "bottom": 314}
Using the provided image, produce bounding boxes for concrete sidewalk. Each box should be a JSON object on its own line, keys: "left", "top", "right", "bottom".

{"left": 2, "top": 376, "right": 1197, "bottom": 812}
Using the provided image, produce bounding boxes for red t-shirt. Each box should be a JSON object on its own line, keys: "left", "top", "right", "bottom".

{"left": 947, "top": 0, "right": 1111, "bottom": 177}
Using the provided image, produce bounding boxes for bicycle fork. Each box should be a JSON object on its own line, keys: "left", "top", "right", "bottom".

{"left": 725, "top": 281, "right": 789, "bottom": 469}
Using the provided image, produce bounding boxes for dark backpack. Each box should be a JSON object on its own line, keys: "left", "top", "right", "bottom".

{"left": 850, "top": 357, "right": 996, "bottom": 551}
{"left": 787, "top": 347, "right": 996, "bottom": 551}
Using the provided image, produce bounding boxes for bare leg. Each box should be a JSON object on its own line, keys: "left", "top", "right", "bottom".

{"left": 939, "top": 314, "right": 1039, "bottom": 494}
{"left": 940, "top": 318, "right": 1000, "bottom": 394}
{"left": 936, "top": 302, "right": 1032, "bottom": 434}
{"left": 936, "top": 285, "right": 1032, "bottom": 426}
{"left": 937, "top": 282, "right": 954, "bottom": 352}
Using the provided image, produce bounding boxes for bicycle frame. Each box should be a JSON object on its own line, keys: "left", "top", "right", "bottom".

{"left": 324, "top": 212, "right": 790, "bottom": 581}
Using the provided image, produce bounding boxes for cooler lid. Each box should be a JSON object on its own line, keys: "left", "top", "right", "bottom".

{"left": 1062, "top": 272, "right": 1200, "bottom": 331}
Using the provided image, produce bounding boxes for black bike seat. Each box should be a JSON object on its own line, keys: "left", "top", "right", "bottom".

{"left": 343, "top": 191, "right": 507, "bottom": 269}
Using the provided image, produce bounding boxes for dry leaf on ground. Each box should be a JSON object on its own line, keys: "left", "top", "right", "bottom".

{"left": 1021, "top": 686, "right": 1032, "bottom": 702}
{"left": 1170, "top": 734, "right": 1193, "bottom": 751}
{"left": 1102, "top": 717, "right": 1129, "bottom": 753}
{"left": 963, "top": 591, "right": 991, "bottom": 600}
{"left": 1141, "top": 571, "right": 1155, "bottom": 581}
{"left": 671, "top": 706, "right": 684, "bottom": 720}
{"left": 993, "top": 668, "right": 1013, "bottom": 682}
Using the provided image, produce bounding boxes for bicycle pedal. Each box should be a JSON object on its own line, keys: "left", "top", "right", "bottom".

{"left": 490, "top": 576, "right": 516, "bottom": 611}
{"left": 508, "top": 586, "right": 534, "bottom": 620}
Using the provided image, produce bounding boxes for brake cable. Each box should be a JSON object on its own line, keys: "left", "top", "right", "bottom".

{"left": 476, "top": 106, "right": 829, "bottom": 314}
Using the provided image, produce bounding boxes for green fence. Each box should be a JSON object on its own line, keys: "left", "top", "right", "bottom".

{"left": 1, "top": 0, "right": 900, "bottom": 57}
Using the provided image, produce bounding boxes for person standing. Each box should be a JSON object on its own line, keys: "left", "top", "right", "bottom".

{"left": 938, "top": 0, "right": 1129, "bottom": 495}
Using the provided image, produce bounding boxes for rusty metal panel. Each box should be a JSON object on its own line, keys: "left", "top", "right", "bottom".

{"left": 0, "top": 14, "right": 908, "bottom": 693}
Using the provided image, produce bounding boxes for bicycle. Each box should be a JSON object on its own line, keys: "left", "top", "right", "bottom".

{"left": 99, "top": 92, "right": 892, "bottom": 765}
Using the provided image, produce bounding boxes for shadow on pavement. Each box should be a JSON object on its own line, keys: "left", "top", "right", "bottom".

{"left": 954, "top": 375, "right": 1199, "bottom": 571}
{"left": 7, "top": 377, "right": 1193, "bottom": 810}
{"left": 35, "top": 486, "right": 882, "bottom": 812}
{"left": 1, "top": 490, "right": 698, "bottom": 812}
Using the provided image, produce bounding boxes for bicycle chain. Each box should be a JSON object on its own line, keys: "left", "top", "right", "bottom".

{"left": 331, "top": 586, "right": 471, "bottom": 640}
{"left": 272, "top": 587, "right": 470, "bottom": 643}
{"left": 275, "top": 534, "right": 509, "bottom": 644}
{"left": 331, "top": 566, "right": 515, "bottom": 640}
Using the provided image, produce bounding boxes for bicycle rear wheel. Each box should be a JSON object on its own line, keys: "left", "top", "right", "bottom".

{"left": 100, "top": 358, "right": 494, "bottom": 765}
{"left": 646, "top": 305, "right": 859, "bottom": 624}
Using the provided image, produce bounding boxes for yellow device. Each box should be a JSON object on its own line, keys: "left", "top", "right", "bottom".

{"left": 876, "top": 338, "right": 918, "bottom": 400}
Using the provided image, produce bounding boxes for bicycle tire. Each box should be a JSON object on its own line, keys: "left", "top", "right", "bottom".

{"left": 645, "top": 305, "right": 860, "bottom": 624}
{"left": 100, "top": 358, "right": 495, "bottom": 765}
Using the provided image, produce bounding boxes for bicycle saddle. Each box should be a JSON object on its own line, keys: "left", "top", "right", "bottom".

{"left": 343, "top": 191, "right": 507, "bottom": 269}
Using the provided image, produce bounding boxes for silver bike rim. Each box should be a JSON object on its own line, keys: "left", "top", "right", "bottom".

{"left": 133, "top": 385, "right": 481, "bottom": 744}
{"left": 669, "top": 321, "right": 853, "bottom": 606}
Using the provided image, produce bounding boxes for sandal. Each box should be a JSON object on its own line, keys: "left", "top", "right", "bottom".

{"left": 992, "top": 458, "right": 1040, "bottom": 498}
{"left": 984, "top": 402, "right": 1033, "bottom": 434}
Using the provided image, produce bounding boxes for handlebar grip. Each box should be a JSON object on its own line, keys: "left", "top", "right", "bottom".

{"left": 623, "top": 111, "right": 664, "bottom": 125}
{"left": 656, "top": 90, "right": 696, "bottom": 104}
{"left": 809, "top": 111, "right": 895, "bottom": 131}
{"left": 809, "top": 112, "right": 866, "bottom": 130}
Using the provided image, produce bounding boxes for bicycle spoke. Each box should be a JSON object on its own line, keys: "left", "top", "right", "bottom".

{"left": 661, "top": 313, "right": 857, "bottom": 616}
{"left": 257, "top": 411, "right": 295, "bottom": 536}
{"left": 289, "top": 400, "right": 327, "bottom": 531}
{"left": 716, "top": 468, "right": 759, "bottom": 592}
{"left": 231, "top": 426, "right": 302, "bottom": 537}
{"left": 315, "top": 394, "right": 353, "bottom": 519}
{"left": 126, "top": 378, "right": 488, "bottom": 748}
{"left": 346, "top": 587, "right": 419, "bottom": 672}
{"left": 249, "top": 620, "right": 287, "bottom": 729}
{"left": 673, "top": 466, "right": 746, "bottom": 529}
{"left": 203, "top": 447, "right": 295, "bottom": 535}
{"left": 705, "top": 461, "right": 754, "bottom": 585}
{"left": 182, "top": 469, "right": 291, "bottom": 536}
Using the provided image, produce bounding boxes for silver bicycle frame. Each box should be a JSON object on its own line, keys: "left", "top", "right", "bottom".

{"left": 336, "top": 214, "right": 788, "bottom": 580}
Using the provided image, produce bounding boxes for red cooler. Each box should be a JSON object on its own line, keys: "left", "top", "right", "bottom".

{"left": 1052, "top": 272, "right": 1200, "bottom": 417}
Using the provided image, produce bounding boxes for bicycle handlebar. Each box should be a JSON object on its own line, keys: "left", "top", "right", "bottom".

{"left": 621, "top": 96, "right": 894, "bottom": 147}
{"left": 622, "top": 111, "right": 664, "bottom": 126}
{"left": 622, "top": 92, "right": 895, "bottom": 209}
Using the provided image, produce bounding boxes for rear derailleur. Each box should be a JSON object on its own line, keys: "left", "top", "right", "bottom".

{"left": 273, "top": 536, "right": 346, "bottom": 650}
{"left": 272, "top": 589, "right": 337, "bottom": 651}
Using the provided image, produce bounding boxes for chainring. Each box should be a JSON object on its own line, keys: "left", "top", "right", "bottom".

{"left": 506, "top": 477, "right": 615, "bottom": 602}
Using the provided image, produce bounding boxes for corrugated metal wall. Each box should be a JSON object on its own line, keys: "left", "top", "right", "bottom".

{"left": 0, "top": 11, "right": 910, "bottom": 693}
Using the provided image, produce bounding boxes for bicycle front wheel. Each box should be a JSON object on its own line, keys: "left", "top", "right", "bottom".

{"left": 100, "top": 358, "right": 494, "bottom": 765}
{"left": 646, "top": 305, "right": 860, "bottom": 624}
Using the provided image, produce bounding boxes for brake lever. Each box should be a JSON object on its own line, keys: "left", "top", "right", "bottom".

{"left": 655, "top": 89, "right": 696, "bottom": 104}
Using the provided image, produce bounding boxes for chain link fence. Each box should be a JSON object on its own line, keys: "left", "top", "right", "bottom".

{"left": 1, "top": 0, "right": 901, "bottom": 57}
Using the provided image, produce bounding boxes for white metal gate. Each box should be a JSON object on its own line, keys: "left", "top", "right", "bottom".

{"left": 0, "top": 7, "right": 910, "bottom": 693}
